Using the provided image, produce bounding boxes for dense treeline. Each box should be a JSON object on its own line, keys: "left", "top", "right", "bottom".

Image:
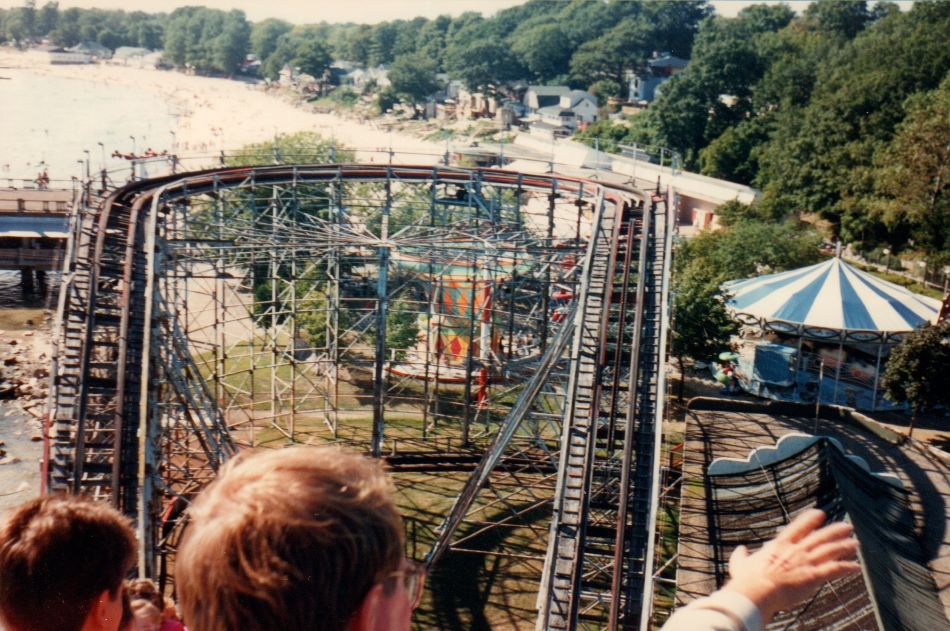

{"left": 164, "top": 6, "right": 250, "bottom": 74}
{"left": 1, "top": 0, "right": 710, "bottom": 88}
{"left": 580, "top": 1, "right": 950, "bottom": 259}
{"left": 0, "top": 1, "right": 164, "bottom": 50}
{"left": 318, "top": 0, "right": 710, "bottom": 91}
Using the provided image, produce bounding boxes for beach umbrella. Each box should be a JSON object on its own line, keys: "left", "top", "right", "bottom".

{"left": 724, "top": 257, "right": 941, "bottom": 333}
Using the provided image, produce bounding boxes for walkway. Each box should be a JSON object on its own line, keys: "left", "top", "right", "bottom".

{"left": 678, "top": 407, "right": 950, "bottom": 622}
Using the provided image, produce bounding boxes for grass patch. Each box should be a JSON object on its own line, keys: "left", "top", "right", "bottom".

{"left": 398, "top": 470, "right": 550, "bottom": 630}
{"left": 308, "top": 87, "right": 360, "bottom": 110}
{"left": 852, "top": 262, "right": 942, "bottom": 299}
{"left": 0, "top": 308, "right": 45, "bottom": 331}
{"left": 424, "top": 128, "right": 456, "bottom": 143}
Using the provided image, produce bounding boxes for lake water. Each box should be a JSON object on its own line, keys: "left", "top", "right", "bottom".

{"left": 0, "top": 67, "right": 178, "bottom": 183}
{"left": 0, "top": 67, "right": 167, "bottom": 501}
{"left": 0, "top": 403, "right": 42, "bottom": 512}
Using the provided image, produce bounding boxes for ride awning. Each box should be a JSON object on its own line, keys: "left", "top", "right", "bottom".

{"left": 724, "top": 257, "right": 940, "bottom": 334}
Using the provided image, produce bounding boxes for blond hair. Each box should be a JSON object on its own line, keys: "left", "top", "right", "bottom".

{"left": 176, "top": 446, "right": 403, "bottom": 631}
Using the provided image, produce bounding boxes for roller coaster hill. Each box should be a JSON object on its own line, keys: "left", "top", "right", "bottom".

{"left": 44, "top": 153, "right": 676, "bottom": 630}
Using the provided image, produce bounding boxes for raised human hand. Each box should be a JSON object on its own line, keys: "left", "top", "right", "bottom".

{"left": 724, "top": 508, "right": 861, "bottom": 623}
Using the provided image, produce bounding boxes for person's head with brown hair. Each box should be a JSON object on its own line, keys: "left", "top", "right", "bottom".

{"left": 0, "top": 494, "right": 137, "bottom": 631}
{"left": 125, "top": 578, "right": 163, "bottom": 613}
{"left": 177, "top": 446, "right": 420, "bottom": 631}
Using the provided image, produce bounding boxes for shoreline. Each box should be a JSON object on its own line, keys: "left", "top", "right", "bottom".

{"left": 0, "top": 48, "right": 445, "bottom": 166}
{"left": 0, "top": 305, "right": 50, "bottom": 511}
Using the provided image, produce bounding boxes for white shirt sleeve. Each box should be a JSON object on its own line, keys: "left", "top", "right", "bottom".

{"left": 660, "top": 590, "right": 763, "bottom": 631}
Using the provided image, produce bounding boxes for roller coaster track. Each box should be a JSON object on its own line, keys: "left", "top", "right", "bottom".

{"left": 427, "top": 184, "right": 672, "bottom": 629}
{"left": 537, "top": 192, "right": 671, "bottom": 630}
{"left": 46, "top": 164, "right": 673, "bottom": 630}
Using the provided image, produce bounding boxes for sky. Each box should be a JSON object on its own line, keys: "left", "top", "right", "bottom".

{"left": 0, "top": 0, "right": 915, "bottom": 24}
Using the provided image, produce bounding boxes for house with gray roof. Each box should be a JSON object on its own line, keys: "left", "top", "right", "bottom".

{"left": 523, "top": 85, "right": 571, "bottom": 113}
{"left": 68, "top": 41, "right": 111, "bottom": 60}
{"left": 558, "top": 90, "right": 598, "bottom": 124}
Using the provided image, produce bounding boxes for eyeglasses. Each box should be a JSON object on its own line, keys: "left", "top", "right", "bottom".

{"left": 386, "top": 558, "right": 427, "bottom": 610}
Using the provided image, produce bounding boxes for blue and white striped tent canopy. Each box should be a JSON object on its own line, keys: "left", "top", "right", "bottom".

{"left": 724, "top": 258, "right": 941, "bottom": 333}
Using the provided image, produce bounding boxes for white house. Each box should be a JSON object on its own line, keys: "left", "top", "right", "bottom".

{"left": 531, "top": 89, "right": 598, "bottom": 133}
{"left": 49, "top": 50, "right": 91, "bottom": 64}
{"left": 537, "top": 106, "right": 577, "bottom": 131}
{"left": 344, "top": 65, "right": 390, "bottom": 90}
{"left": 27, "top": 46, "right": 91, "bottom": 64}
{"left": 559, "top": 90, "right": 598, "bottom": 123}
{"left": 68, "top": 41, "right": 111, "bottom": 60}
{"left": 111, "top": 46, "right": 152, "bottom": 66}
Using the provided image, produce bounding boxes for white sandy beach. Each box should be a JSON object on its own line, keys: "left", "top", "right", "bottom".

{"left": 0, "top": 48, "right": 444, "bottom": 165}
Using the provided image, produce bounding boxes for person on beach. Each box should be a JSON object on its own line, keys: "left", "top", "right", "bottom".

{"left": 176, "top": 446, "right": 422, "bottom": 631}
{"left": 0, "top": 495, "right": 136, "bottom": 631}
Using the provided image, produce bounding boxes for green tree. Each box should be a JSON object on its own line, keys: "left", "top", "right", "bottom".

{"left": 708, "top": 200, "right": 776, "bottom": 227}
{"left": 756, "top": 2, "right": 950, "bottom": 234}
{"left": 445, "top": 40, "right": 520, "bottom": 91}
{"left": 671, "top": 269, "right": 738, "bottom": 401}
{"left": 882, "top": 321, "right": 950, "bottom": 437}
{"left": 630, "top": 5, "right": 793, "bottom": 167}
{"left": 557, "top": 0, "right": 642, "bottom": 49}
{"left": 576, "top": 119, "right": 633, "bottom": 154}
{"left": 133, "top": 19, "right": 163, "bottom": 50}
{"left": 642, "top": 0, "right": 714, "bottom": 59}
{"left": 416, "top": 15, "right": 450, "bottom": 70}
{"left": 368, "top": 21, "right": 398, "bottom": 66}
{"left": 445, "top": 11, "right": 485, "bottom": 51}
{"left": 96, "top": 26, "right": 120, "bottom": 51}
{"left": 164, "top": 6, "right": 249, "bottom": 74}
{"left": 699, "top": 117, "right": 771, "bottom": 185}
{"left": 47, "top": 5, "right": 80, "bottom": 46}
{"left": 213, "top": 10, "right": 250, "bottom": 76}
{"left": 589, "top": 78, "right": 620, "bottom": 100}
{"left": 869, "top": 78, "right": 950, "bottom": 255}
{"left": 391, "top": 17, "right": 426, "bottom": 58}
{"left": 257, "top": 26, "right": 331, "bottom": 81}
{"left": 388, "top": 52, "right": 440, "bottom": 103}
{"left": 292, "top": 35, "right": 331, "bottom": 78}
{"left": 346, "top": 24, "right": 373, "bottom": 66}
{"left": 250, "top": 18, "right": 292, "bottom": 62}
{"left": 383, "top": 295, "right": 422, "bottom": 362}
{"left": 227, "top": 131, "right": 353, "bottom": 167}
{"left": 511, "top": 23, "right": 572, "bottom": 83}
{"left": 5, "top": 1, "right": 37, "bottom": 43}
{"left": 804, "top": 0, "right": 869, "bottom": 40}
{"left": 678, "top": 219, "right": 822, "bottom": 284}
{"left": 569, "top": 19, "right": 649, "bottom": 94}
{"left": 37, "top": 1, "right": 57, "bottom": 36}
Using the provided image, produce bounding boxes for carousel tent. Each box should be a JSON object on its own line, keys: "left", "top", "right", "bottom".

{"left": 724, "top": 257, "right": 941, "bottom": 334}
{"left": 722, "top": 257, "right": 942, "bottom": 410}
